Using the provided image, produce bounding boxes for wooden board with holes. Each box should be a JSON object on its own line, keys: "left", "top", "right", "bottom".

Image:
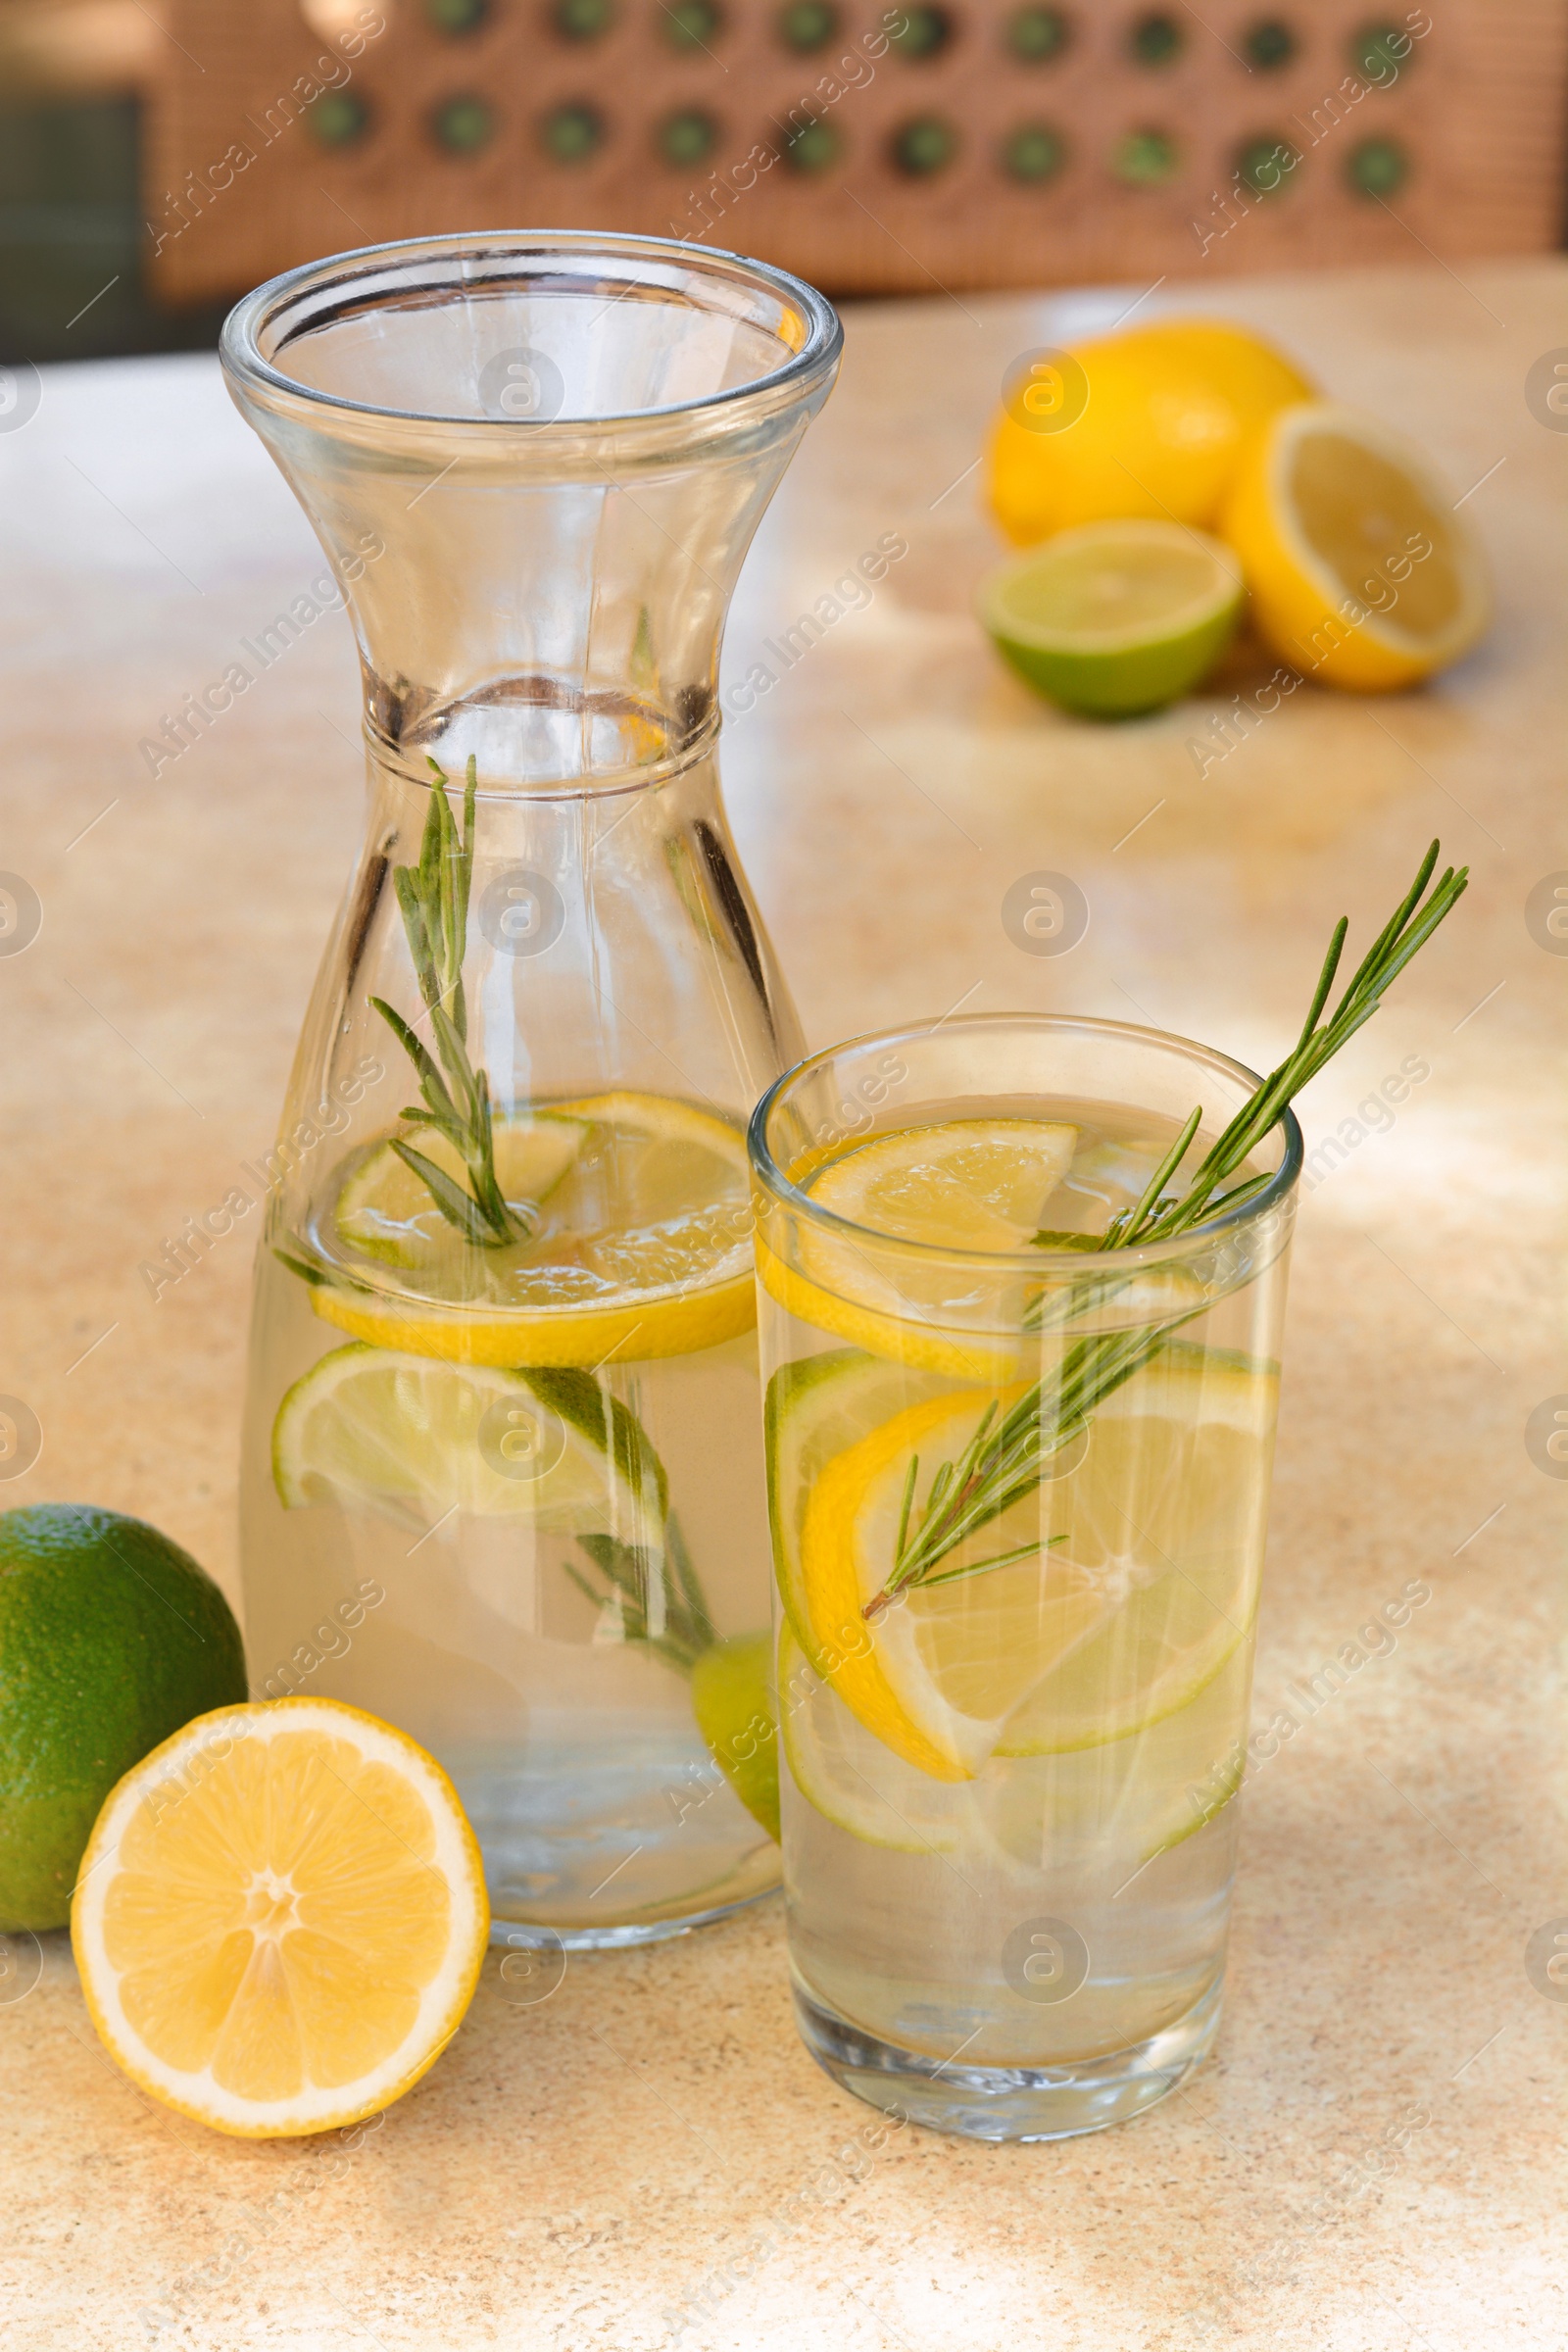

{"left": 143, "top": 0, "right": 1568, "bottom": 305}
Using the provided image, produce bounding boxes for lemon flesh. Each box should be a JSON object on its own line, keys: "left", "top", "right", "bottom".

{"left": 780, "top": 1344, "right": 1275, "bottom": 1785}
{"left": 271, "top": 1346, "right": 664, "bottom": 1543}
{"left": 1222, "top": 400, "right": 1491, "bottom": 688}
{"left": 312, "top": 1092, "right": 755, "bottom": 1367}
{"left": 981, "top": 520, "right": 1245, "bottom": 715}
{"left": 336, "top": 1117, "right": 587, "bottom": 1270}
{"left": 72, "top": 1698, "right": 489, "bottom": 2137}
{"left": 987, "top": 317, "right": 1316, "bottom": 543}
{"left": 759, "top": 1118, "right": 1078, "bottom": 1383}
{"left": 806, "top": 1116, "right": 1079, "bottom": 1250}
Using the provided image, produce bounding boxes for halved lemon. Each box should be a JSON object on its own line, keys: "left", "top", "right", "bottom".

{"left": 1221, "top": 400, "right": 1491, "bottom": 689}
{"left": 980, "top": 522, "right": 1245, "bottom": 716}
{"left": 312, "top": 1091, "right": 755, "bottom": 1367}
{"left": 781, "top": 1343, "right": 1276, "bottom": 1784}
{"left": 272, "top": 1346, "right": 664, "bottom": 1540}
{"left": 758, "top": 1118, "right": 1078, "bottom": 1382}
{"left": 72, "top": 1698, "right": 488, "bottom": 2138}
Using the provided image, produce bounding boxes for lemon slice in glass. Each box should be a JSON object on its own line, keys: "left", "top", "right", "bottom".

{"left": 313, "top": 1091, "right": 755, "bottom": 1367}
{"left": 72, "top": 1697, "right": 488, "bottom": 2137}
{"left": 777, "top": 1621, "right": 973, "bottom": 1853}
{"left": 271, "top": 1346, "right": 664, "bottom": 1540}
{"left": 759, "top": 1118, "right": 1078, "bottom": 1382}
{"left": 979, "top": 520, "right": 1245, "bottom": 716}
{"left": 785, "top": 1343, "right": 1276, "bottom": 1784}
{"left": 1221, "top": 400, "right": 1491, "bottom": 688}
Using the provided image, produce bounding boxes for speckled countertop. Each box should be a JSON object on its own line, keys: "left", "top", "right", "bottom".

{"left": 1, "top": 257, "right": 1564, "bottom": 2350}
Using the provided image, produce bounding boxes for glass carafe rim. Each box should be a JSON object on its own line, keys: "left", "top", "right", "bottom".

{"left": 748, "top": 1010, "right": 1304, "bottom": 1274}
{"left": 220, "top": 228, "right": 843, "bottom": 435}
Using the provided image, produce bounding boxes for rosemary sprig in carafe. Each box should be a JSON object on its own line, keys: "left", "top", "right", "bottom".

{"left": 369, "top": 755, "right": 528, "bottom": 1248}
{"left": 864, "top": 840, "right": 1468, "bottom": 1619}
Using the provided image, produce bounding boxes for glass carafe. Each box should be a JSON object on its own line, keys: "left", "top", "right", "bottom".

{"left": 221, "top": 233, "right": 841, "bottom": 1948}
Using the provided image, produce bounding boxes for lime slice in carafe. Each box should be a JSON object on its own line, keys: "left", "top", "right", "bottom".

{"left": 271, "top": 1345, "right": 663, "bottom": 1536}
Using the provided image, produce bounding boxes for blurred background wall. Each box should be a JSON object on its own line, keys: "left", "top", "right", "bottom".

{"left": 2, "top": 0, "right": 1565, "bottom": 361}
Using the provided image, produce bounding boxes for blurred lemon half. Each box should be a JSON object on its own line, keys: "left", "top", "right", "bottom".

{"left": 987, "top": 318, "right": 1316, "bottom": 544}
{"left": 1221, "top": 400, "right": 1491, "bottom": 689}
{"left": 980, "top": 520, "right": 1245, "bottom": 716}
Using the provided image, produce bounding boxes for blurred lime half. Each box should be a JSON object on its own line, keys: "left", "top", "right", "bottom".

{"left": 979, "top": 519, "right": 1245, "bottom": 716}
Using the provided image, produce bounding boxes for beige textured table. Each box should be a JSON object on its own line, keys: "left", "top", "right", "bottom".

{"left": 2, "top": 257, "right": 1565, "bottom": 2350}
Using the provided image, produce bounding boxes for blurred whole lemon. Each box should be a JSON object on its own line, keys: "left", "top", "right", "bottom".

{"left": 987, "top": 319, "right": 1316, "bottom": 544}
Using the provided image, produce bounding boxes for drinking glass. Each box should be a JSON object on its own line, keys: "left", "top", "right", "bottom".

{"left": 749, "top": 1013, "right": 1300, "bottom": 2138}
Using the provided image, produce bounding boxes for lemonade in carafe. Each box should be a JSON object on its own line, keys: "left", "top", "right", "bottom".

{"left": 222, "top": 233, "right": 841, "bottom": 1943}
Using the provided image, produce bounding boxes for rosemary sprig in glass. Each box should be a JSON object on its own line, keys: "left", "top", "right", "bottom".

{"left": 865, "top": 840, "right": 1468, "bottom": 1619}
{"left": 368, "top": 755, "right": 527, "bottom": 1248}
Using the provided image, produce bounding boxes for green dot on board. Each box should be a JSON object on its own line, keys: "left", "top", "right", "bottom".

{"left": 432, "top": 95, "right": 494, "bottom": 152}
{"left": 1129, "top": 12, "right": 1182, "bottom": 66}
{"left": 1348, "top": 136, "right": 1407, "bottom": 195}
{"left": 1004, "top": 123, "right": 1065, "bottom": 182}
{"left": 662, "top": 0, "right": 722, "bottom": 48}
{"left": 1007, "top": 6, "right": 1069, "bottom": 61}
{"left": 554, "top": 0, "right": 614, "bottom": 36}
{"left": 890, "top": 6, "right": 951, "bottom": 60}
{"left": 785, "top": 118, "right": 841, "bottom": 172}
{"left": 1350, "top": 22, "right": 1414, "bottom": 80}
{"left": 542, "top": 102, "right": 604, "bottom": 161}
{"left": 1114, "top": 128, "right": 1177, "bottom": 183}
{"left": 1236, "top": 135, "right": 1297, "bottom": 195}
{"left": 1244, "top": 18, "right": 1296, "bottom": 70}
{"left": 309, "top": 93, "right": 370, "bottom": 148}
{"left": 659, "top": 109, "right": 718, "bottom": 167}
{"left": 426, "top": 0, "right": 489, "bottom": 31}
{"left": 892, "top": 116, "right": 957, "bottom": 173}
{"left": 778, "top": 1, "right": 837, "bottom": 49}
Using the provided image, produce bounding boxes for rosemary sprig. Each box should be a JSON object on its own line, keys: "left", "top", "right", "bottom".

{"left": 368, "top": 756, "right": 526, "bottom": 1248}
{"left": 866, "top": 841, "right": 1467, "bottom": 1617}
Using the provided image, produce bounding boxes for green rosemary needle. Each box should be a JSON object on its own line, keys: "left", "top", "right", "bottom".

{"left": 369, "top": 756, "right": 526, "bottom": 1249}
{"left": 865, "top": 840, "right": 1468, "bottom": 1617}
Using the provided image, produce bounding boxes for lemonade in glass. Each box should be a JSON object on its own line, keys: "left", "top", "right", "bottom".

{"left": 750, "top": 1014, "right": 1299, "bottom": 2140}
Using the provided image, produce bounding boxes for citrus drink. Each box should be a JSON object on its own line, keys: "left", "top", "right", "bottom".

{"left": 240, "top": 1091, "right": 780, "bottom": 1947}
{"left": 751, "top": 1019, "right": 1298, "bottom": 2139}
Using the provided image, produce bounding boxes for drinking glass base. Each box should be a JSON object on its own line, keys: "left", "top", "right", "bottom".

{"left": 792, "top": 1974, "right": 1224, "bottom": 2142}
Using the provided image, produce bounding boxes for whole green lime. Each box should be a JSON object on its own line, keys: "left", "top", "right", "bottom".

{"left": 0, "top": 1505, "right": 248, "bottom": 1931}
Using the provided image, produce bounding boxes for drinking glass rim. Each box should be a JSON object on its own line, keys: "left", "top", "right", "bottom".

{"left": 747, "top": 1010, "right": 1304, "bottom": 1271}
{"left": 220, "top": 229, "right": 843, "bottom": 432}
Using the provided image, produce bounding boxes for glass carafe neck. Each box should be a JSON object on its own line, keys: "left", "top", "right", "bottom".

{"left": 220, "top": 233, "right": 842, "bottom": 793}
